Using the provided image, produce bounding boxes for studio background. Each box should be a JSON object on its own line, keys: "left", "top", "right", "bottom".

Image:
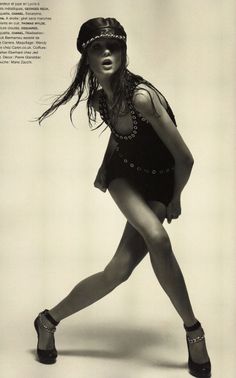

{"left": 0, "top": 1, "right": 235, "bottom": 377}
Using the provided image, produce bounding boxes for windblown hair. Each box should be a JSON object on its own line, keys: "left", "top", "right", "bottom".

{"left": 37, "top": 40, "right": 171, "bottom": 129}
{"left": 37, "top": 41, "right": 129, "bottom": 128}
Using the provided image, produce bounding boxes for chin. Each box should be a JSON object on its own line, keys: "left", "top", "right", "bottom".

{"left": 101, "top": 66, "right": 120, "bottom": 75}
{"left": 101, "top": 69, "right": 116, "bottom": 76}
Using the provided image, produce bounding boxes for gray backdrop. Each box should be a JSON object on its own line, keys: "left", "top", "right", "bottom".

{"left": 0, "top": 1, "right": 235, "bottom": 377}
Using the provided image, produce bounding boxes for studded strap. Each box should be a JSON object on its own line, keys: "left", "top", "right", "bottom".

{"left": 187, "top": 334, "right": 205, "bottom": 344}
{"left": 115, "top": 146, "right": 174, "bottom": 175}
{"left": 43, "top": 309, "right": 60, "bottom": 326}
{"left": 38, "top": 313, "right": 56, "bottom": 334}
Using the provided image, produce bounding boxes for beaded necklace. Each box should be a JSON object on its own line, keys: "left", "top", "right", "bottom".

{"left": 98, "top": 86, "right": 140, "bottom": 141}
{"left": 98, "top": 78, "right": 176, "bottom": 176}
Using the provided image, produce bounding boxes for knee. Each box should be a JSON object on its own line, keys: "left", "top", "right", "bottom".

{"left": 103, "top": 255, "right": 133, "bottom": 287}
{"left": 144, "top": 228, "right": 172, "bottom": 255}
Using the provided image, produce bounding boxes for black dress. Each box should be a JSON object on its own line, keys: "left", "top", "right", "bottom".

{"left": 98, "top": 72, "right": 177, "bottom": 206}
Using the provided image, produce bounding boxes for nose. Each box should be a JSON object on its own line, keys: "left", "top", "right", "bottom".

{"left": 103, "top": 47, "right": 111, "bottom": 56}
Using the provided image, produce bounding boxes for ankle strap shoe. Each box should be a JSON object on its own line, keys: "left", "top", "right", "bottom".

{"left": 34, "top": 309, "right": 59, "bottom": 364}
{"left": 184, "top": 321, "right": 211, "bottom": 378}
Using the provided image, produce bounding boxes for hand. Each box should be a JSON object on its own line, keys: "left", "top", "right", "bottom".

{"left": 166, "top": 195, "right": 181, "bottom": 224}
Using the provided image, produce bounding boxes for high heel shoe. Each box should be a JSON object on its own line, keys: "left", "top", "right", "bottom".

{"left": 34, "top": 309, "right": 60, "bottom": 364}
{"left": 184, "top": 321, "right": 211, "bottom": 378}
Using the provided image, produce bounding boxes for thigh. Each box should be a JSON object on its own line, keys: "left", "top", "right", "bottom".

{"left": 105, "top": 190, "right": 169, "bottom": 274}
{"left": 108, "top": 178, "right": 168, "bottom": 241}
{"left": 147, "top": 200, "right": 167, "bottom": 224}
{"left": 104, "top": 221, "right": 147, "bottom": 274}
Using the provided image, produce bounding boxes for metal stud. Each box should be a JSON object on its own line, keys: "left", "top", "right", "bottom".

{"left": 82, "top": 34, "right": 126, "bottom": 49}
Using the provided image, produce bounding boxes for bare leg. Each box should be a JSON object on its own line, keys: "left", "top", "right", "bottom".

{"left": 109, "top": 178, "right": 210, "bottom": 364}
{"left": 147, "top": 201, "right": 210, "bottom": 365}
{"left": 37, "top": 221, "right": 148, "bottom": 349}
{"left": 148, "top": 202, "right": 196, "bottom": 325}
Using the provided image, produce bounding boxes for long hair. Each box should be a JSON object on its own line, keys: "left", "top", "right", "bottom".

{"left": 37, "top": 39, "right": 175, "bottom": 129}
{"left": 37, "top": 41, "right": 128, "bottom": 128}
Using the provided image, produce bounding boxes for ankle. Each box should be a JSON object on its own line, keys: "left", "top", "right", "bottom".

{"left": 184, "top": 319, "right": 202, "bottom": 332}
{"left": 44, "top": 310, "right": 60, "bottom": 326}
{"left": 38, "top": 309, "right": 60, "bottom": 332}
{"left": 184, "top": 320, "right": 207, "bottom": 341}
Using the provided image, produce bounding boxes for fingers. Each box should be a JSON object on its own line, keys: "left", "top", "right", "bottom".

{"left": 166, "top": 202, "right": 181, "bottom": 223}
{"left": 167, "top": 212, "right": 179, "bottom": 224}
{"left": 166, "top": 205, "right": 173, "bottom": 224}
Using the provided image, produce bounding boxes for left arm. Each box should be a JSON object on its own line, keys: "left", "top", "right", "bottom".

{"left": 133, "top": 86, "right": 194, "bottom": 222}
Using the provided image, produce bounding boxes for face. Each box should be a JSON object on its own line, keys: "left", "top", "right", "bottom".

{"left": 86, "top": 38, "right": 123, "bottom": 77}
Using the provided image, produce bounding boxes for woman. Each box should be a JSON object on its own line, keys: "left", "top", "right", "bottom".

{"left": 34, "top": 18, "right": 211, "bottom": 377}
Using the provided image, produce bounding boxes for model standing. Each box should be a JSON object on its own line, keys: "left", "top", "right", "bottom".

{"left": 34, "top": 18, "right": 211, "bottom": 377}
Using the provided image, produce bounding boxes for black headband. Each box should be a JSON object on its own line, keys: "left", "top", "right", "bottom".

{"left": 77, "top": 18, "right": 127, "bottom": 53}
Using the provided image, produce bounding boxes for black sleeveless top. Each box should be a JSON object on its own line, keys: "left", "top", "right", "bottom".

{"left": 98, "top": 72, "right": 177, "bottom": 180}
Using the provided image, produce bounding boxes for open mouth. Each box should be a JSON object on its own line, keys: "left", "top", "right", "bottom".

{"left": 102, "top": 59, "right": 112, "bottom": 66}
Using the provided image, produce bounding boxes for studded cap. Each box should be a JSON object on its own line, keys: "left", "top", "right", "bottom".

{"left": 77, "top": 17, "right": 127, "bottom": 53}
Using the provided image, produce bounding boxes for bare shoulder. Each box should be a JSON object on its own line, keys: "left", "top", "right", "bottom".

{"left": 90, "top": 89, "right": 102, "bottom": 112}
{"left": 132, "top": 84, "right": 163, "bottom": 117}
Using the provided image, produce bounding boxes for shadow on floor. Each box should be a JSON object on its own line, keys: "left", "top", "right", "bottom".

{"left": 30, "top": 323, "right": 186, "bottom": 369}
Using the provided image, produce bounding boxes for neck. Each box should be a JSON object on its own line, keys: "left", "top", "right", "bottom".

{"left": 96, "top": 75, "right": 114, "bottom": 104}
